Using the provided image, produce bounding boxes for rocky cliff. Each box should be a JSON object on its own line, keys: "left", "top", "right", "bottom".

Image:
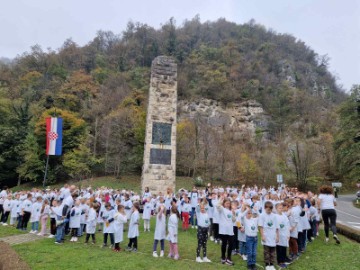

{"left": 178, "top": 98, "right": 270, "bottom": 141}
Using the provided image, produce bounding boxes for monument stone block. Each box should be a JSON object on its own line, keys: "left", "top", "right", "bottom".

{"left": 141, "top": 56, "right": 177, "bottom": 195}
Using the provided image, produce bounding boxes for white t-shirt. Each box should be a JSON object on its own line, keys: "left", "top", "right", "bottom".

{"left": 22, "top": 199, "right": 33, "bottom": 212}
{"left": 217, "top": 206, "right": 234, "bottom": 236}
{"left": 181, "top": 202, "right": 191, "bottom": 213}
{"left": 212, "top": 198, "right": 219, "bottom": 223}
{"left": 196, "top": 207, "right": 210, "bottom": 228}
{"left": 259, "top": 212, "right": 279, "bottom": 247}
{"left": 0, "top": 190, "right": 7, "bottom": 202}
{"left": 243, "top": 216, "right": 259, "bottom": 237}
{"left": 318, "top": 194, "right": 335, "bottom": 210}
{"left": 276, "top": 213, "right": 290, "bottom": 247}
{"left": 190, "top": 192, "right": 199, "bottom": 208}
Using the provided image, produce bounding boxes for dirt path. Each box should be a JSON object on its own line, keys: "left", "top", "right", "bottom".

{"left": 0, "top": 241, "right": 31, "bottom": 270}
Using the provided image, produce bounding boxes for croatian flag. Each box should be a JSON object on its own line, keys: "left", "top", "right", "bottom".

{"left": 46, "top": 117, "right": 63, "bottom": 156}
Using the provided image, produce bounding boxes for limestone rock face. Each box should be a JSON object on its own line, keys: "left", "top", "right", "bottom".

{"left": 278, "top": 59, "right": 296, "bottom": 87}
{"left": 178, "top": 98, "right": 270, "bottom": 140}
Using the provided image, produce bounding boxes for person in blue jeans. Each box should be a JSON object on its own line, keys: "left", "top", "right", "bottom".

{"left": 242, "top": 204, "right": 259, "bottom": 270}
{"left": 55, "top": 216, "right": 65, "bottom": 244}
{"left": 190, "top": 187, "right": 199, "bottom": 228}
{"left": 246, "top": 235, "right": 258, "bottom": 270}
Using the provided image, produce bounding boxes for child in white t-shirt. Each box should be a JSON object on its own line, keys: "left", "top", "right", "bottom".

{"left": 195, "top": 202, "right": 211, "bottom": 263}
{"left": 275, "top": 202, "right": 290, "bottom": 269}
{"left": 69, "top": 200, "right": 82, "bottom": 242}
{"left": 242, "top": 204, "right": 259, "bottom": 270}
{"left": 127, "top": 202, "right": 140, "bottom": 252}
{"left": 30, "top": 196, "right": 42, "bottom": 234}
{"left": 180, "top": 196, "right": 191, "bottom": 231}
{"left": 10, "top": 194, "right": 20, "bottom": 226}
{"left": 78, "top": 198, "right": 89, "bottom": 237}
{"left": 102, "top": 202, "right": 115, "bottom": 248}
{"left": 85, "top": 202, "right": 98, "bottom": 244}
{"left": 167, "top": 205, "right": 180, "bottom": 260}
{"left": 236, "top": 206, "right": 247, "bottom": 261}
{"left": 153, "top": 205, "right": 166, "bottom": 258}
{"left": 1, "top": 194, "right": 12, "bottom": 225}
{"left": 38, "top": 199, "right": 50, "bottom": 236}
{"left": 259, "top": 201, "right": 279, "bottom": 270}
{"left": 113, "top": 204, "right": 127, "bottom": 252}
{"left": 143, "top": 197, "right": 152, "bottom": 232}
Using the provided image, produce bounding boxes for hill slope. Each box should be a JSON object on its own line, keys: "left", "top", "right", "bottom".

{"left": 0, "top": 17, "right": 347, "bottom": 188}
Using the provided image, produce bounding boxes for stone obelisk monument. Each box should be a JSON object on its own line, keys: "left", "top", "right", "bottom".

{"left": 141, "top": 56, "right": 177, "bottom": 195}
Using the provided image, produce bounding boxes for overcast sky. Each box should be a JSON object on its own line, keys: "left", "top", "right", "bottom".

{"left": 1, "top": 0, "right": 359, "bottom": 91}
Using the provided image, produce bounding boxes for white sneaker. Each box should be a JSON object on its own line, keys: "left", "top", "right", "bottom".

{"left": 2, "top": 223, "right": 8, "bottom": 226}
{"left": 37, "top": 233, "right": 42, "bottom": 236}
{"left": 214, "top": 239, "right": 218, "bottom": 244}
{"left": 270, "top": 266, "right": 276, "bottom": 270}
{"left": 195, "top": 226, "right": 198, "bottom": 229}
{"left": 29, "top": 230, "right": 34, "bottom": 234}
{"left": 160, "top": 250, "right": 164, "bottom": 257}
{"left": 33, "top": 230, "right": 38, "bottom": 234}
{"left": 210, "top": 236, "right": 214, "bottom": 241}
{"left": 153, "top": 251, "right": 158, "bottom": 258}
{"left": 325, "top": 238, "right": 329, "bottom": 243}
{"left": 74, "top": 237, "right": 78, "bottom": 242}
{"left": 192, "top": 226, "right": 195, "bottom": 229}
{"left": 242, "top": 255, "right": 247, "bottom": 261}
{"left": 202, "top": 257, "right": 211, "bottom": 263}
{"left": 48, "top": 234, "right": 55, "bottom": 238}
{"left": 333, "top": 234, "right": 340, "bottom": 244}
{"left": 196, "top": 257, "right": 203, "bottom": 263}
{"left": 265, "top": 266, "right": 271, "bottom": 270}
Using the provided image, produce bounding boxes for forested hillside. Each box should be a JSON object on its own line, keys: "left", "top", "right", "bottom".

{"left": 0, "top": 17, "right": 354, "bottom": 189}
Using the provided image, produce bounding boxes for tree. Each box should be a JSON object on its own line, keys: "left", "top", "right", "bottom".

{"left": 237, "top": 153, "right": 259, "bottom": 183}
{"left": 57, "top": 70, "right": 99, "bottom": 115}
{"left": 63, "top": 142, "right": 101, "bottom": 180}
{"left": 289, "top": 141, "right": 314, "bottom": 189}
{"left": 33, "top": 108, "right": 88, "bottom": 182}
{"left": 177, "top": 119, "right": 196, "bottom": 176}
{"left": 16, "top": 134, "right": 43, "bottom": 184}
{"left": 334, "top": 85, "right": 360, "bottom": 182}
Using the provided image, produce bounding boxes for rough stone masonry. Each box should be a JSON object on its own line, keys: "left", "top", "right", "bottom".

{"left": 141, "top": 56, "right": 177, "bottom": 194}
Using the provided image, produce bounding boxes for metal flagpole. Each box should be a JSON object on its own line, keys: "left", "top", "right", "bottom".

{"left": 43, "top": 155, "right": 50, "bottom": 188}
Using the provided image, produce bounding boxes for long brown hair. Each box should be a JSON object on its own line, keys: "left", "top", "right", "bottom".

{"left": 171, "top": 205, "right": 180, "bottom": 219}
{"left": 41, "top": 199, "right": 49, "bottom": 214}
{"left": 319, "top": 185, "right": 333, "bottom": 195}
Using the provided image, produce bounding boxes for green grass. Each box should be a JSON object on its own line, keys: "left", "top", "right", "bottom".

{"left": 7, "top": 178, "right": 360, "bottom": 269}
{"left": 0, "top": 225, "right": 26, "bottom": 238}
{"left": 353, "top": 199, "right": 360, "bottom": 209}
{"left": 5, "top": 219, "right": 358, "bottom": 270}
{"left": 12, "top": 175, "right": 221, "bottom": 193}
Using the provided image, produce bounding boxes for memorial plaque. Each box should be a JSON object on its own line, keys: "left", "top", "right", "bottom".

{"left": 152, "top": 122, "right": 172, "bottom": 145}
{"left": 150, "top": 149, "right": 171, "bottom": 165}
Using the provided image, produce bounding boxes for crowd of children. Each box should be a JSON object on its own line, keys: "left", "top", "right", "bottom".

{"left": 0, "top": 183, "right": 340, "bottom": 269}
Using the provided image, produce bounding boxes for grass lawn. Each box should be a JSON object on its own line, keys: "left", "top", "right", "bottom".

{"left": 0, "top": 225, "right": 26, "bottom": 238}
{"left": 6, "top": 178, "right": 360, "bottom": 269}
{"left": 5, "top": 219, "right": 358, "bottom": 270}
{"left": 353, "top": 199, "right": 360, "bottom": 209}
{"left": 11, "top": 175, "right": 223, "bottom": 193}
